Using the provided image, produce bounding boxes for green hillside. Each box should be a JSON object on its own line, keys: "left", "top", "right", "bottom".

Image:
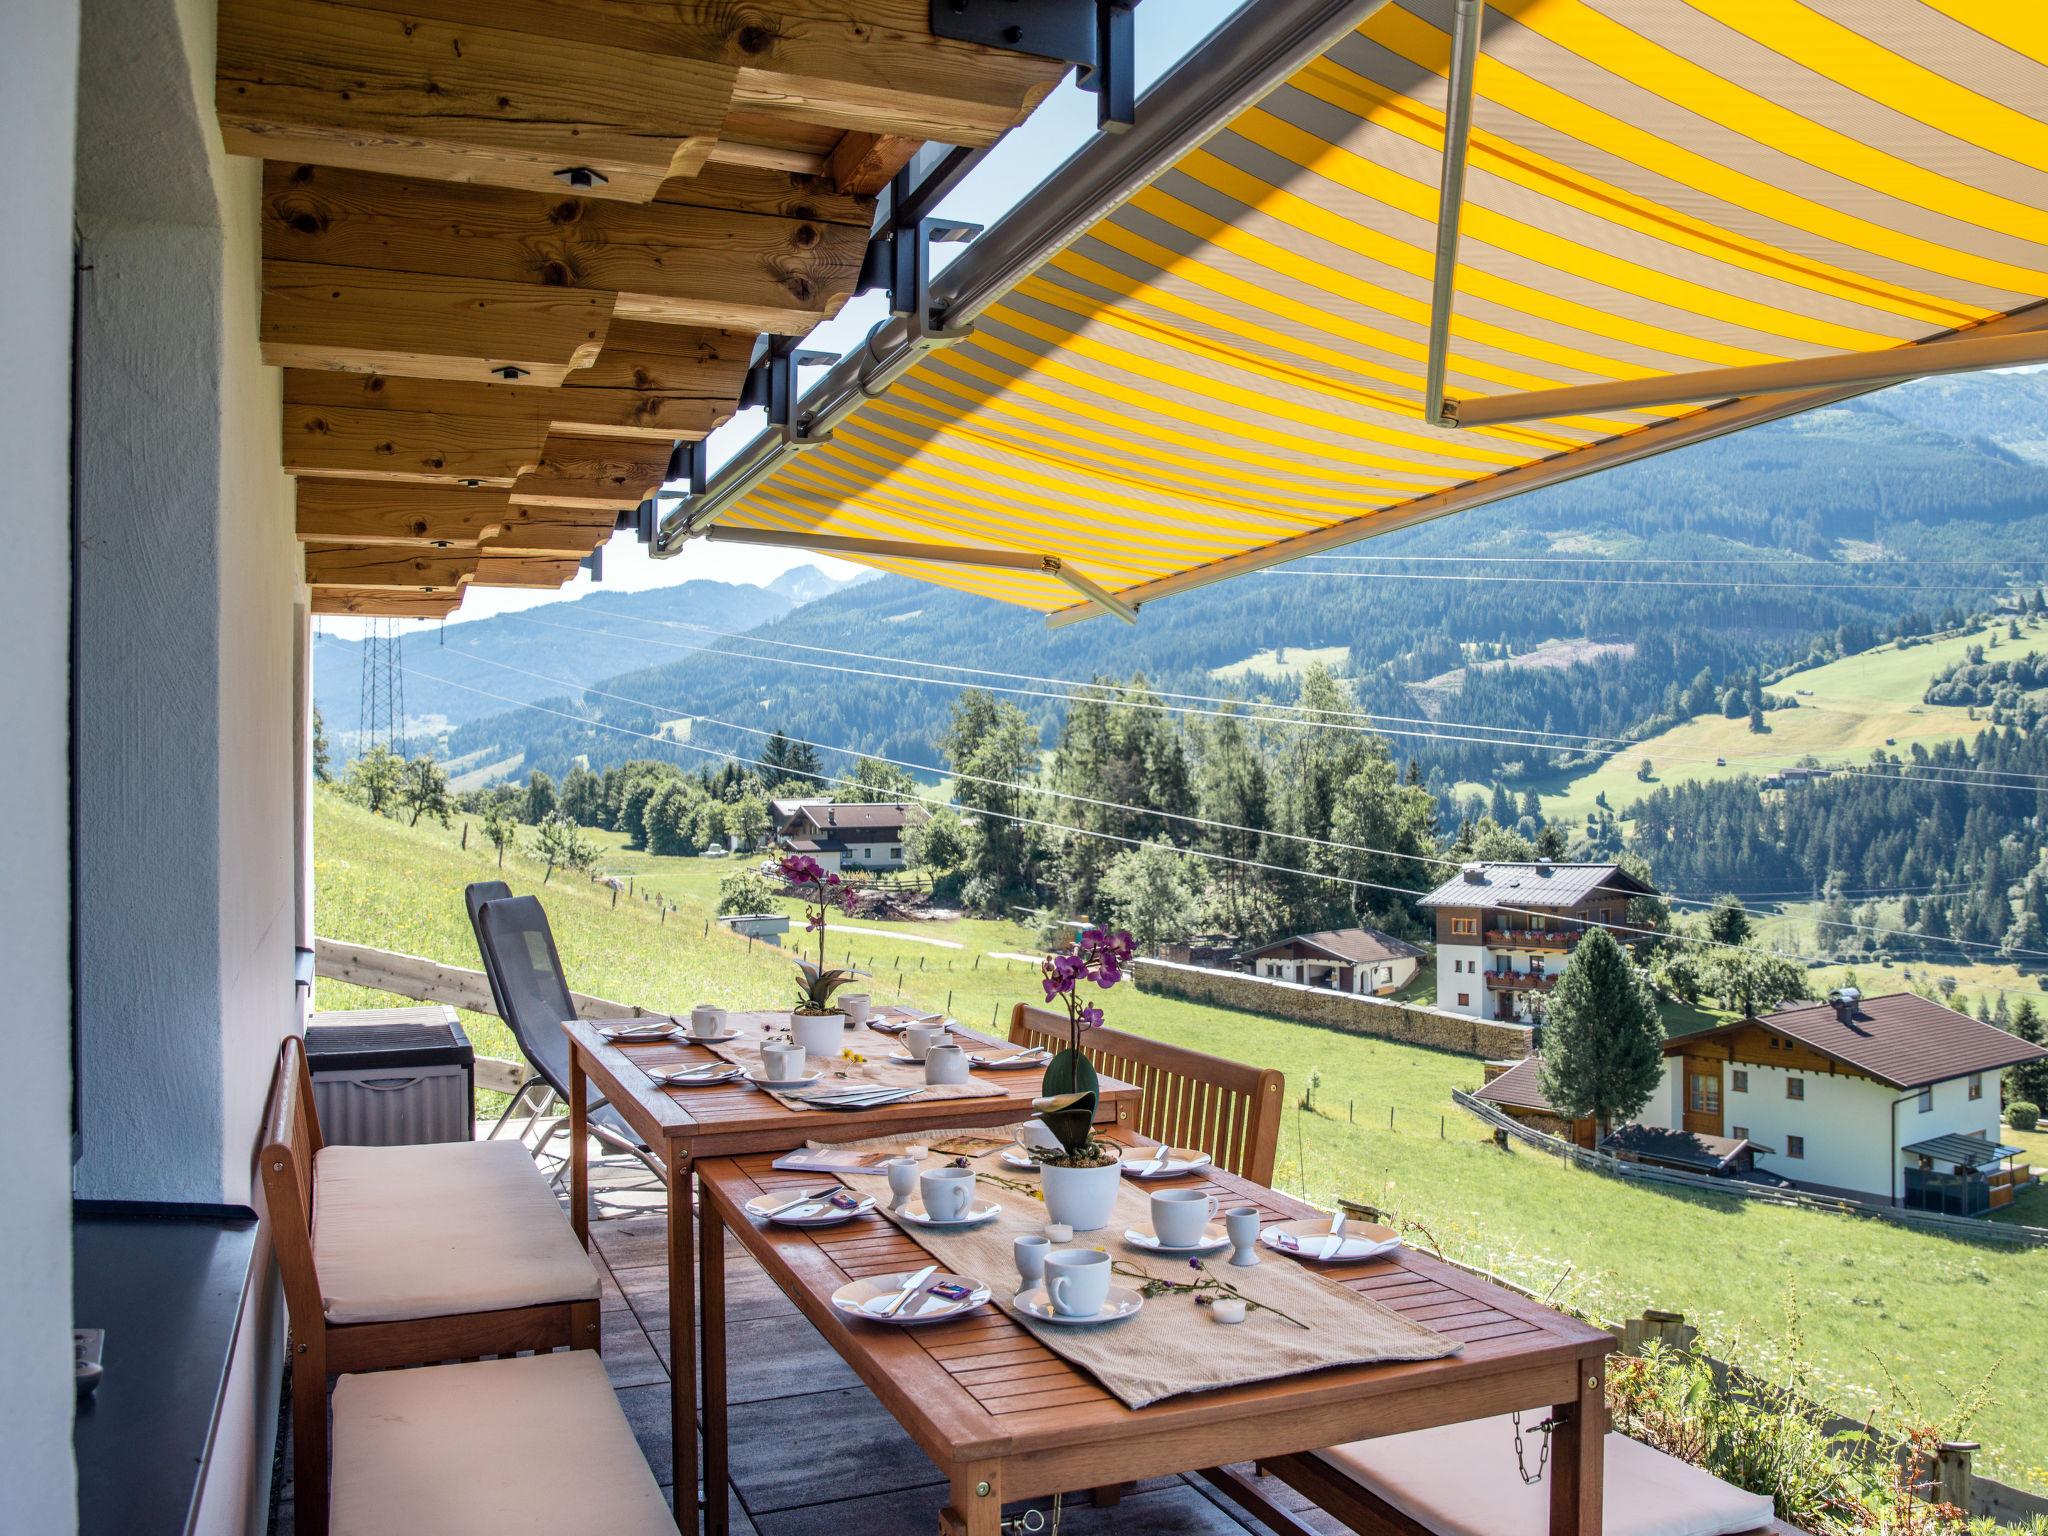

{"left": 1538, "top": 617, "right": 2034, "bottom": 826}
{"left": 316, "top": 795, "right": 2048, "bottom": 1491}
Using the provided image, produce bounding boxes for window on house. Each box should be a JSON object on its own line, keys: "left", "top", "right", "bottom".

{"left": 1731, "top": 1125, "right": 1749, "bottom": 1140}
{"left": 1457, "top": 993, "right": 1470, "bottom": 1007}
{"left": 1731, "top": 1070, "right": 1748, "bottom": 1093}
{"left": 1450, "top": 917, "right": 1478, "bottom": 937}
{"left": 889, "top": 846, "right": 901, "bottom": 859}
{"left": 1969, "top": 1074, "right": 1983, "bottom": 1101}
{"left": 1786, "top": 1135, "right": 1805, "bottom": 1159}
{"left": 1787, "top": 1078, "right": 1805, "bottom": 1101}
{"left": 1917, "top": 1087, "right": 1933, "bottom": 1114}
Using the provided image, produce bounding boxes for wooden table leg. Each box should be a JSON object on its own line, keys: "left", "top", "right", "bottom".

{"left": 1548, "top": 1358, "right": 1606, "bottom": 1536}
{"left": 700, "top": 1188, "right": 728, "bottom": 1536}
{"left": 568, "top": 1048, "right": 590, "bottom": 1249}
{"left": 669, "top": 1146, "right": 701, "bottom": 1536}
{"left": 938, "top": 1466, "right": 1004, "bottom": 1536}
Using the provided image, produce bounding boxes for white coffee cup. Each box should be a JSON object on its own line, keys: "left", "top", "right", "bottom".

{"left": 1043, "top": 1248, "right": 1111, "bottom": 1318}
{"left": 761, "top": 1040, "right": 806, "bottom": 1081}
{"left": 1150, "top": 1188, "right": 1219, "bottom": 1249}
{"left": 689, "top": 1004, "right": 727, "bottom": 1038}
{"left": 841, "top": 993, "right": 872, "bottom": 1024}
{"left": 923, "top": 1042, "right": 969, "bottom": 1085}
{"left": 919, "top": 1166, "right": 976, "bottom": 1222}
{"left": 904, "top": 1023, "right": 947, "bottom": 1061}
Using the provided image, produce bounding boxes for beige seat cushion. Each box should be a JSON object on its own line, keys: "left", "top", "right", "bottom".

{"left": 331, "top": 1351, "right": 673, "bottom": 1536}
{"left": 314, "top": 1140, "right": 598, "bottom": 1325}
{"left": 1320, "top": 1414, "right": 1777, "bottom": 1536}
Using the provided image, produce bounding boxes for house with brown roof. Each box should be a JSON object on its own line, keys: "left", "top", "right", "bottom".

{"left": 1647, "top": 989, "right": 2046, "bottom": 1209}
{"left": 1240, "top": 928, "right": 1427, "bottom": 996}
{"left": 1418, "top": 859, "right": 1658, "bottom": 1023}
{"left": 773, "top": 800, "right": 929, "bottom": 873}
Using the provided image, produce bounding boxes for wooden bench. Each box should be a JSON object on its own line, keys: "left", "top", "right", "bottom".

{"left": 1008, "top": 1003, "right": 1285, "bottom": 1183}
{"left": 259, "top": 1036, "right": 601, "bottom": 1536}
{"left": 329, "top": 1352, "right": 671, "bottom": 1536}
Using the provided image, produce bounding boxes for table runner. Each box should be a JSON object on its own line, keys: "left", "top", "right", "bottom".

{"left": 693, "top": 1009, "right": 1006, "bottom": 1110}
{"left": 827, "top": 1129, "right": 1460, "bottom": 1409}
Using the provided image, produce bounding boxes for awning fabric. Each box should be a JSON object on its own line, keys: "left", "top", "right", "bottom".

{"left": 714, "top": 0, "right": 2048, "bottom": 620}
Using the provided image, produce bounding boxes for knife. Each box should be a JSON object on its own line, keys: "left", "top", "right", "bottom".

{"left": 1142, "top": 1145, "right": 1171, "bottom": 1175}
{"left": 762, "top": 1185, "right": 839, "bottom": 1215}
{"left": 875, "top": 1263, "right": 939, "bottom": 1318}
{"left": 1324, "top": 1210, "right": 1348, "bottom": 1261}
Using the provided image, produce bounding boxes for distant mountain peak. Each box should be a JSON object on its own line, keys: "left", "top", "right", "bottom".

{"left": 766, "top": 564, "right": 874, "bottom": 604}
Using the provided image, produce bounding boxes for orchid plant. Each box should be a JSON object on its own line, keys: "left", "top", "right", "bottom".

{"left": 778, "top": 852, "right": 861, "bottom": 1015}
{"left": 1032, "top": 926, "right": 1136, "bottom": 1161}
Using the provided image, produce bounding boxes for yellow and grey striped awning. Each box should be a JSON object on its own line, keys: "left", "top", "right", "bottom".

{"left": 715, "top": 0, "right": 2048, "bottom": 622}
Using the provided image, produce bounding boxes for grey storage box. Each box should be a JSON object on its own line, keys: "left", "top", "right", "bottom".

{"left": 304, "top": 1007, "right": 475, "bottom": 1147}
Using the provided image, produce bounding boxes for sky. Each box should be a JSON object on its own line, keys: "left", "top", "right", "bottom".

{"left": 320, "top": 1, "right": 1244, "bottom": 639}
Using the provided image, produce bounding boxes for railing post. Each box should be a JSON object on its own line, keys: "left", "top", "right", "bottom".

{"left": 1928, "top": 1442, "right": 1977, "bottom": 1512}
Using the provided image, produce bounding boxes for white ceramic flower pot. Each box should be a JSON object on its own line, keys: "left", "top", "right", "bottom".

{"left": 791, "top": 1011, "right": 845, "bottom": 1058}
{"left": 1038, "top": 1154, "right": 1123, "bottom": 1232}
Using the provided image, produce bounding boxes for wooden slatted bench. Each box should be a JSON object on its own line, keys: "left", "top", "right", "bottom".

{"left": 259, "top": 1036, "right": 601, "bottom": 1536}
{"left": 1008, "top": 1002, "right": 1285, "bottom": 1182}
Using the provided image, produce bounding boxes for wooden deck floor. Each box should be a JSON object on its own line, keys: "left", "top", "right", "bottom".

{"left": 270, "top": 1204, "right": 1352, "bottom": 1534}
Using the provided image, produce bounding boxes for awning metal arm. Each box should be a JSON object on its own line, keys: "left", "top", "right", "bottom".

{"left": 1446, "top": 323, "right": 2048, "bottom": 429}
{"left": 701, "top": 526, "right": 1137, "bottom": 623}
{"left": 1423, "top": 0, "right": 1484, "bottom": 430}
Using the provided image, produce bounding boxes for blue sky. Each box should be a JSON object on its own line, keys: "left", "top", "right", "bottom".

{"left": 319, "top": 0, "right": 1245, "bottom": 637}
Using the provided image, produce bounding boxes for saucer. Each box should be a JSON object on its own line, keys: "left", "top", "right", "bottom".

{"left": 1122, "top": 1225, "right": 1229, "bottom": 1256}
{"left": 886, "top": 1050, "right": 928, "bottom": 1065}
{"left": 897, "top": 1199, "right": 1001, "bottom": 1229}
{"left": 744, "top": 1068, "right": 825, "bottom": 1090}
{"left": 1013, "top": 1284, "right": 1145, "bottom": 1326}
{"left": 743, "top": 1190, "right": 877, "bottom": 1227}
{"left": 1119, "top": 1148, "right": 1213, "bottom": 1180}
{"left": 650, "top": 1066, "right": 744, "bottom": 1088}
{"left": 601, "top": 1023, "right": 681, "bottom": 1043}
{"left": 831, "top": 1269, "right": 991, "bottom": 1326}
{"left": 678, "top": 1032, "right": 742, "bottom": 1045}
{"left": 1260, "top": 1219, "right": 1402, "bottom": 1264}
{"left": 999, "top": 1147, "right": 1042, "bottom": 1171}
{"left": 969, "top": 1051, "right": 1048, "bottom": 1071}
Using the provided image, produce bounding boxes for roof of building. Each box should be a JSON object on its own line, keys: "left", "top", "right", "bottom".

{"left": 1473, "top": 1055, "right": 1555, "bottom": 1115}
{"left": 1670, "top": 992, "right": 2048, "bottom": 1090}
{"left": 790, "top": 801, "right": 928, "bottom": 834}
{"left": 1243, "top": 927, "right": 1427, "bottom": 966}
{"left": 1418, "top": 861, "right": 1656, "bottom": 910}
{"left": 1599, "top": 1125, "right": 1763, "bottom": 1172}
{"left": 1901, "top": 1132, "right": 2026, "bottom": 1170}
{"left": 769, "top": 796, "right": 832, "bottom": 820}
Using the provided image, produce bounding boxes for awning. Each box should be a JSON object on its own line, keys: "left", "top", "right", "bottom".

{"left": 1903, "top": 1132, "right": 2025, "bottom": 1169}
{"left": 698, "top": 0, "right": 2048, "bottom": 623}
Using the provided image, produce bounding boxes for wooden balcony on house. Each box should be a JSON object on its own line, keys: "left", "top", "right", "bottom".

{"left": 1483, "top": 970, "right": 1559, "bottom": 993}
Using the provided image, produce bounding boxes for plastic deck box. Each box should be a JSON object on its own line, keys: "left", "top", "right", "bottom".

{"left": 304, "top": 1007, "right": 476, "bottom": 1147}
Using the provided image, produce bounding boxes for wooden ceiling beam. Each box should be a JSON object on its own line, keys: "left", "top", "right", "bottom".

{"left": 265, "top": 162, "right": 863, "bottom": 336}
{"left": 471, "top": 554, "right": 588, "bottom": 588}
{"left": 311, "top": 587, "right": 463, "bottom": 619}
{"left": 510, "top": 435, "right": 676, "bottom": 510}
{"left": 548, "top": 320, "right": 750, "bottom": 440}
{"left": 824, "top": 132, "right": 922, "bottom": 196}
{"left": 296, "top": 481, "right": 510, "bottom": 547}
{"left": 481, "top": 512, "right": 616, "bottom": 558}
{"left": 218, "top": 0, "right": 736, "bottom": 202}
{"left": 261, "top": 260, "right": 613, "bottom": 383}
{"left": 282, "top": 404, "right": 548, "bottom": 485}
{"left": 305, "top": 544, "right": 478, "bottom": 590}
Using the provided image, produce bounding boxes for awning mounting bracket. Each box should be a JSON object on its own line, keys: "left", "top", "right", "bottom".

{"left": 931, "top": 1, "right": 1139, "bottom": 131}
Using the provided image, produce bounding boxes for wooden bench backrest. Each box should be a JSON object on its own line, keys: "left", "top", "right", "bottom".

{"left": 260, "top": 1034, "right": 326, "bottom": 1334}
{"left": 1009, "top": 1003, "right": 1284, "bottom": 1185}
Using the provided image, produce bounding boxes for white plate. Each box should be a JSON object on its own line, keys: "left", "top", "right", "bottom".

{"left": 1122, "top": 1225, "right": 1229, "bottom": 1256}
{"left": 743, "top": 1190, "right": 877, "bottom": 1227}
{"left": 676, "top": 1032, "right": 743, "bottom": 1045}
{"left": 1119, "top": 1149, "right": 1213, "bottom": 1180}
{"left": 970, "top": 1052, "right": 1048, "bottom": 1071}
{"left": 897, "top": 1199, "right": 1002, "bottom": 1229}
{"left": 830, "top": 1270, "right": 991, "bottom": 1326}
{"left": 651, "top": 1066, "right": 744, "bottom": 1088}
{"left": 1259, "top": 1221, "right": 1402, "bottom": 1264}
{"left": 1013, "top": 1284, "right": 1145, "bottom": 1326}
{"left": 744, "top": 1068, "right": 825, "bottom": 1090}
{"left": 1000, "top": 1147, "right": 1042, "bottom": 1171}
{"left": 602, "top": 1023, "right": 682, "bottom": 1043}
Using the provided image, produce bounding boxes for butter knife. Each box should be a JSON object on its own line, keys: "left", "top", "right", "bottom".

{"left": 876, "top": 1263, "right": 939, "bottom": 1318}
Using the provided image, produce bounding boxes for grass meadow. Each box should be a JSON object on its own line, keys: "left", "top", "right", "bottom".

{"left": 314, "top": 792, "right": 2048, "bottom": 1490}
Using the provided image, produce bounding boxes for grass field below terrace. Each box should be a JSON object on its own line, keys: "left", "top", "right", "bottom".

{"left": 315, "top": 794, "right": 2048, "bottom": 1491}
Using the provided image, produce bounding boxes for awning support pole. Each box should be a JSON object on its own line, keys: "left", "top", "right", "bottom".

{"left": 1423, "top": 0, "right": 1484, "bottom": 430}
{"left": 1043, "top": 557, "right": 1139, "bottom": 624}
{"left": 1445, "top": 322, "right": 2048, "bottom": 428}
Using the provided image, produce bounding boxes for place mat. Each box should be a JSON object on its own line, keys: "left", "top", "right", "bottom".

{"left": 695, "top": 1010, "right": 1007, "bottom": 1111}
{"left": 829, "top": 1130, "right": 1460, "bottom": 1409}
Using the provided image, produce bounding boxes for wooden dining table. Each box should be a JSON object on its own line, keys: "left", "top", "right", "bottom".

{"left": 696, "top": 1129, "right": 1613, "bottom": 1536}
{"left": 563, "top": 1011, "right": 1142, "bottom": 1534}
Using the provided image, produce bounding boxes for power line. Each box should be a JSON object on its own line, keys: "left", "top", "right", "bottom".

{"left": 421, "top": 652, "right": 2048, "bottom": 963}
{"left": 1271, "top": 565, "right": 2019, "bottom": 595}
{"left": 1278, "top": 553, "right": 2048, "bottom": 570}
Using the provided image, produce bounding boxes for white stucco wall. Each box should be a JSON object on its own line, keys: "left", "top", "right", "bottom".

{"left": 1436, "top": 943, "right": 1487, "bottom": 1016}
{"left": 1647, "top": 1056, "right": 2004, "bottom": 1201}
{"left": 0, "top": 1, "right": 83, "bottom": 1528}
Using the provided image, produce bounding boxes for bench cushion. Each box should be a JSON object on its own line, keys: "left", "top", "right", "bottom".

{"left": 1320, "top": 1414, "right": 1777, "bottom": 1536}
{"left": 314, "top": 1140, "right": 598, "bottom": 1324}
{"left": 331, "top": 1351, "right": 673, "bottom": 1536}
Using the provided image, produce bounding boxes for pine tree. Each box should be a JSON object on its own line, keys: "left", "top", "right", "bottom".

{"left": 312, "top": 707, "right": 332, "bottom": 783}
{"left": 1538, "top": 927, "right": 1666, "bottom": 1138}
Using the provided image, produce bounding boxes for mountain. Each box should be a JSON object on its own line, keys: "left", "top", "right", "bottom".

{"left": 314, "top": 577, "right": 798, "bottom": 744}
{"left": 441, "top": 372, "right": 2048, "bottom": 789}
{"left": 765, "top": 563, "right": 876, "bottom": 604}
